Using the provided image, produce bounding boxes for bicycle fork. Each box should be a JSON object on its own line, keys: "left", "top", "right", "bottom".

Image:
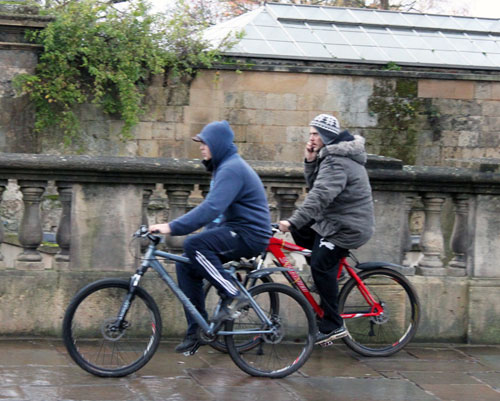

{"left": 113, "top": 249, "right": 152, "bottom": 331}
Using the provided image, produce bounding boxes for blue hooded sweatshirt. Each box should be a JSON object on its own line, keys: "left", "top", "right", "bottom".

{"left": 169, "top": 121, "right": 271, "bottom": 246}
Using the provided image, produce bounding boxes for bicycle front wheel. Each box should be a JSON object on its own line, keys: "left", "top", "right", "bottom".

{"left": 339, "top": 268, "right": 420, "bottom": 357}
{"left": 62, "top": 279, "right": 162, "bottom": 377}
{"left": 225, "top": 283, "right": 315, "bottom": 378}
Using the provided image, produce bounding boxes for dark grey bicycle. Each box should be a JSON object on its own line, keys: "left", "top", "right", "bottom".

{"left": 62, "top": 226, "right": 315, "bottom": 378}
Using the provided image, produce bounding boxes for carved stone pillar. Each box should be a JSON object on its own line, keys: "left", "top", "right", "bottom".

{"left": 272, "top": 187, "right": 301, "bottom": 221}
{"left": 199, "top": 183, "right": 211, "bottom": 199}
{"left": 416, "top": 193, "right": 447, "bottom": 276}
{"left": 141, "top": 186, "right": 154, "bottom": 252}
{"left": 16, "top": 180, "right": 47, "bottom": 270}
{"left": 401, "top": 195, "right": 416, "bottom": 272}
{"left": 165, "top": 184, "right": 194, "bottom": 252}
{"left": 54, "top": 182, "right": 72, "bottom": 268}
{"left": 448, "top": 194, "right": 469, "bottom": 276}
{"left": 0, "top": 181, "right": 6, "bottom": 268}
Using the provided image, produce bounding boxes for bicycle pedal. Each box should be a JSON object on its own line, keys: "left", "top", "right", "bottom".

{"left": 183, "top": 342, "right": 201, "bottom": 356}
{"left": 320, "top": 340, "right": 334, "bottom": 348}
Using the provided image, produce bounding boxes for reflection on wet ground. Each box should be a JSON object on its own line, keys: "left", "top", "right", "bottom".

{"left": 0, "top": 339, "right": 499, "bottom": 401}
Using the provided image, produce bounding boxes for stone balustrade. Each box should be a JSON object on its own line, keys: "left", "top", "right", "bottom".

{"left": 0, "top": 153, "right": 498, "bottom": 276}
{"left": 0, "top": 153, "right": 499, "bottom": 342}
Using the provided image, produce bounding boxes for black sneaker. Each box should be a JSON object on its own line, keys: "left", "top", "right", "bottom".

{"left": 315, "top": 326, "right": 348, "bottom": 345}
{"left": 175, "top": 334, "right": 198, "bottom": 353}
{"left": 212, "top": 293, "right": 250, "bottom": 325}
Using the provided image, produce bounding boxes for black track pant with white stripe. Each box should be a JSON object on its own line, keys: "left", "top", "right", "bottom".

{"left": 175, "top": 226, "right": 266, "bottom": 336}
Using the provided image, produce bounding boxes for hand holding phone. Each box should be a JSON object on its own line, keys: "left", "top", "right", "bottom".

{"left": 305, "top": 141, "right": 317, "bottom": 162}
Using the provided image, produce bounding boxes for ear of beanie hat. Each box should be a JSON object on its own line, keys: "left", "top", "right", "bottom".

{"left": 310, "top": 114, "right": 340, "bottom": 145}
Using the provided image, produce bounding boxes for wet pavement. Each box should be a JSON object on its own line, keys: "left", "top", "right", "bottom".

{"left": 0, "top": 339, "right": 499, "bottom": 401}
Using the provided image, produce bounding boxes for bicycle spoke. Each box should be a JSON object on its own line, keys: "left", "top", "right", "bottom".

{"left": 63, "top": 280, "right": 162, "bottom": 377}
{"left": 225, "top": 283, "right": 315, "bottom": 378}
{"left": 340, "top": 268, "right": 420, "bottom": 357}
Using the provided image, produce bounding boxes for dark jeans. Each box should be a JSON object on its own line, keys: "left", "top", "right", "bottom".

{"left": 175, "top": 226, "right": 267, "bottom": 336}
{"left": 292, "top": 224, "right": 348, "bottom": 333}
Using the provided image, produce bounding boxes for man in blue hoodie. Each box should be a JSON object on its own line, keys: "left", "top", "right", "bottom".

{"left": 150, "top": 120, "right": 271, "bottom": 353}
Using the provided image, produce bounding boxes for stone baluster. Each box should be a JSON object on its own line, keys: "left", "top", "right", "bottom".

{"left": 140, "top": 186, "right": 154, "bottom": 252}
{"left": 16, "top": 180, "right": 47, "bottom": 270}
{"left": 448, "top": 194, "right": 469, "bottom": 276}
{"left": 199, "top": 183, "right": 211, "bottom": 199}
{"left": 0, "top": 181, "right": 6, "bottom": 268}
{"left": 165, "top": 184, "right": 194, "bottom": 252}
{"left": 54, "top": 182, "right": 72, "bottom": 267}
{"left": 272, "top": 187, "right": 301, "bottom": 221}
{"left": 416, "top": 193, "right": 446, "bottom": 276}
{"left": 401, "top": 195, "right": 416, "bottom": 270}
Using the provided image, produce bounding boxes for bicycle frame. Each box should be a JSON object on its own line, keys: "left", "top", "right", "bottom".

{"left": 264, "top": 237, "right": 383, "bottom": 320}
{"left": 126, "top": 241, "right": 274, "bottom": 338}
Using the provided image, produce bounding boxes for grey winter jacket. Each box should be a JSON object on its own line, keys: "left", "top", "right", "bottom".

{"left": 288, "top": 135, "right": 375, "bottom": 249}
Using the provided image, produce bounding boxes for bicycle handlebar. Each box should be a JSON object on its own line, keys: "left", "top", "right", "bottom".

{"left": 133, "top": 225, "right": 162, "bottom": 245}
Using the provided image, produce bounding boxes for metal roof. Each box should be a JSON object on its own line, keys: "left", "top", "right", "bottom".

{"left": 204, "top": 2, "right": 500, "bottom": 70}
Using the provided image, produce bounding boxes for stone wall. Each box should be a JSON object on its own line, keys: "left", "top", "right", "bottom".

{"left": 0, "top": 11, "right": 50, "bottom": 153}
{"left": 1, "top": 13, "right": 499, "bottom": 168}
{"left": 35, "top": 69, "right": 500, "bottom": 169}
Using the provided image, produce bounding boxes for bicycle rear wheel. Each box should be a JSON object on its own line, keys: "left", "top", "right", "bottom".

{"left": 62, "top": 279, "right": 162, "bottom": 377}
{"left": 339, "top": 268, "right": 420, "bottom": 357}
{"left": 225, "top": 283, "right": 315, "bottom": 378}
{"left": 204, "top": 272, "right": 272, "bottom": 353}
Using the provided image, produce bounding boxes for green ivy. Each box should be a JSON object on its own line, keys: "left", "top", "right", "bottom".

{"left": 368, "top": 79, "right": 422, "bottom": 164}
{"left": 14, "top": 0, "right": 235, "bottom": 145}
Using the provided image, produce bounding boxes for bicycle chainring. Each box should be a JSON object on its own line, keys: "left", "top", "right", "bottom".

{"left": 196, "top": 327, "right": 217, "bottom": 345}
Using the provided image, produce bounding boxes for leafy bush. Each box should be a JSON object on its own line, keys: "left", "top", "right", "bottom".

{"left": 14, "top": 0, "right": 232, "bottom": 144}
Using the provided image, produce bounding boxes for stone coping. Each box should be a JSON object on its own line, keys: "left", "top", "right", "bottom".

{"left": 1, "top": 153, "right": 500, "bottom": 194}
{"left": 0, "top": 13, "right": 52, "bottom": 26}
{"left": 214, "top": 58, "right": 500, "bottom": 82}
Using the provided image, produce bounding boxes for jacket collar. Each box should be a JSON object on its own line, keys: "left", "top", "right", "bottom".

{"left": 319, "top": 135, "right": 368, "bottom": 165}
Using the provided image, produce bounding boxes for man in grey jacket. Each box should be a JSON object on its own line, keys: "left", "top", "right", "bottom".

{"left": 279, "top": 114, "right": 375, "bottom": 345}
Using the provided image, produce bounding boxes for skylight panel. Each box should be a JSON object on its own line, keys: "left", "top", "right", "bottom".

{"left": 253, "top": 12, "right": 279, "bottom": 27}
{"left": 257, "top": 26, "right": 290, "bottom": 42}
{"left": 239, "top": 39, "right": 277, "bottom": 55}
{"left": 268, "top": 41, "right": 303, "bottom": 57}
{"left": 391, "top": 31, "right": 428, "bottom": 49}
{"left": 298, "top": 42, "right": 332, "bottom": 58}
{"left": 284, "top": 26, "right": 318, "bottom": 43}
{"left": 314, "top": 7, "right": 358, "bottom": 23}
{"left": 460, "top": 51, "right": 493, "bottom": 66}
{"left": 410, "top": 49, "right": 443, "bottom": 64}
{"left": 325, "top": 44, "right": 361, "bottom": 60}
{"left": 420, "top": 33, "right": 454, "bottom": 51}
{"left": 356, "top": 46, "right": 389, "bottom": 62}
{"left": 473, "top": 39, "right": 500, "bottom": 53}
{"left": 381, "top": 47, "right": 416, "bottom": 63}
{"left": 313, "top": 27, "right": 350, "bottom": 45}
{"left": 336, "top": 26, "right": 371, "bottom": 46}
{"left": 267, "top": 3, "right": 303, "bottom": 19}
{"left": 364, "top": 30, "right": 402, "bottom": 48}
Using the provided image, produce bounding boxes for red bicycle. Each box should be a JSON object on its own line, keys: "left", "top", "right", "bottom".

{"left": 204, "top": 225, "right": 420, "bottom": 357}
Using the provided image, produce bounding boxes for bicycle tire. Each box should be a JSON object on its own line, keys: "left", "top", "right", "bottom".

{"left": 225, "top": 283, "right": 315, "bottom": 378}
{"left": 62, "top": 278, "right": 162, "bottom": 377}
{"left": 203, "top": 273, "right": 273, "bottom": 353}
{"left": 339, "top": 268, "right": 420, "bottom": 357}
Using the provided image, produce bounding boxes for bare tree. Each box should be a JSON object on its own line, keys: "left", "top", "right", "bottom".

{"left": 186, "top": 0, "right": 470, "bottom": 24}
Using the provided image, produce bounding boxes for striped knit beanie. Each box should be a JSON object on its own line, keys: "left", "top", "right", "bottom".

{"left": 310, "top": 114, "right": 341, "bottom": 145}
